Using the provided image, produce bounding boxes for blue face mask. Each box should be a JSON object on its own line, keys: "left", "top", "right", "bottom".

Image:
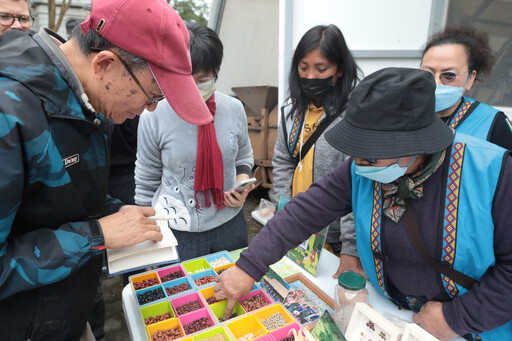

{"left": 355, "top": 156, "right": 416, "bottom": 183}
{"left": 435, "top": 76, "right": 471, "bottom": 112}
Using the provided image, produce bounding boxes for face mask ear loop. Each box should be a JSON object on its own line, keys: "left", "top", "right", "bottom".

{"left": 297, "top": 108, "right": 310, "bottom": 173}
{"left": 461, "top": 72, "right": 472, "bottom": 96}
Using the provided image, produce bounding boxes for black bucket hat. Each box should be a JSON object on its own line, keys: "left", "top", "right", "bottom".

{"left": 325, "top": 67, "right": 454, "bottom": 159}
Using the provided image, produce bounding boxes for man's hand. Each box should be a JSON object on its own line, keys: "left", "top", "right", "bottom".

{"left": 332, "top": 254, "right": 368, "bottom": 280}
{"left": 413, "top": 301, "right": 458, "bottom": 340}
{"left": 99, "top": 206, "right": 162, "bottom": 249}
{"left": 214, "top": 266, "right": 255, "bottom": 320}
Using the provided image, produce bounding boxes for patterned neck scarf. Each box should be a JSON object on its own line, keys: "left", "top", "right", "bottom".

{"left": 381, "top": 151, "right": 446, "bottom": 223}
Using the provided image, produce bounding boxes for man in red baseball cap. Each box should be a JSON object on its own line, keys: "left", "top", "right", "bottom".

{"left": 0, "top": 0, "right": 210, "bottom": 340}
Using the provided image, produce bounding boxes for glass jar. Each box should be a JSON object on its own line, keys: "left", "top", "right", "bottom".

{"left": 333, "top": 271, "right": 368, "bottom": 334}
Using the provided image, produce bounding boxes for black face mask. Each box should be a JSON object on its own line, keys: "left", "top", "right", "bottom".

{"left": 299, "top": 75, "right": 335, "bottom": 99}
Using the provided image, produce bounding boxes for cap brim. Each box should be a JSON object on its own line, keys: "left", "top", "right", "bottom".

{"left": 325, "top": 116, "right": 455, "bottom": 159}
{"left": 149, "top": 63, "right": 213, "bottom": 125}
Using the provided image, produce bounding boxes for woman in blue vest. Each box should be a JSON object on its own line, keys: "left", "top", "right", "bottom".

{"left": 214, "top": 68, "right": 512, "bottom": 340}
{"left": 335, "top": 25, "right": 512, "bottom": 284}
{"left": 421, "top": 25, "right": 512, "bottom": 150}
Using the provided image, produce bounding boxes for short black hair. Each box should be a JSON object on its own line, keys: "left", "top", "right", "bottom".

{"left": 422, "top": 25, "right": 495, "bottom": 82}
{"left": 186, "top": 22, "right": 223, "bottom": 78}
{"left": 70, "top": 25, "right": 148, "bottom": 71}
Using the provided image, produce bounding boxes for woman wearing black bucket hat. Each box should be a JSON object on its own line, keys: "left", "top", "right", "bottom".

{"left": 215, "top": 68, "right": 512, "bottom": 340}
{"left": 271, "top": 24, "right": 361, "bottom": 253}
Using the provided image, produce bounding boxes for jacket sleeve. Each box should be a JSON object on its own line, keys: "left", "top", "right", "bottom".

{"left": 233, "top": 98, "right": 254, "bottom": 175}
{"left": 0, "top": 109, "right": 104, "bottom": 300}
{"left": 443, "top": 153, "right": 512, "bottom": 335}
{"left": 271, "top": 106, "right": 295, "bottom": 201}
{"left": 237, "top": 160, "right": 354, "bottom": 280}
{"left": 135, "top": 110, "right": 164, "bottom": 207}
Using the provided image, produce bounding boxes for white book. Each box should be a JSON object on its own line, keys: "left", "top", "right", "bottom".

{"left": 106, "top": 219, "right": 180, "bottom": 276}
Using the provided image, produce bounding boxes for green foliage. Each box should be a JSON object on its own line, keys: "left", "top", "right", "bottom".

{"left": 167, "top": 0, "right": 209, "bottom": 26}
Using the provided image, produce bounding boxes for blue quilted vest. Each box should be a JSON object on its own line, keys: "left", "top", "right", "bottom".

{"left": 352, "top": 133, "right": 511, "bottom": 340}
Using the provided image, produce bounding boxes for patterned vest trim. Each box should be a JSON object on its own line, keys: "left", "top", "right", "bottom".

{"left": 352, "top": 134, "right": 511, "bottom": 340}
{"left": 448, "top": 97, "right": 500, "bottom": 142}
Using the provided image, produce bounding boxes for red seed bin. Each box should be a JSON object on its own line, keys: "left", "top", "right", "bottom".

{"left": 269, "top": 322, "right": 301, "bottom": 341}
{"left": 179, "top": 307, "right": 216, "bottom": 335}
{"left": 238, "top": 290, "right": 273, "bottom": 312}
{"left": 171, "top": 292, "right": 207, "bottom": 317}
{"left": 158, "top": 264, "right": 187, "bottom": 283}
{"left": 226, "top": 314, "right": 267, "bottom": 340}
{"left": 254, "top": 304, "right": 294, "bottom": 332}
{"left": 146, "top": 317, "right": 184, "bottom": 341}
{"left": 131, "top": 272, "right": 161, "bottom": 291}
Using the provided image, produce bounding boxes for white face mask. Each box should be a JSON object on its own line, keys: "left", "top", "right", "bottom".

{"left": 197, "top": 79, "right": 216, "bottom": 101}
{"left": 355, "top": 156, "right": 416, "bottom": 183}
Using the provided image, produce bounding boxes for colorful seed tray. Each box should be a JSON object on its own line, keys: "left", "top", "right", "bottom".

{"left": 200, "top": 286, "right": 225, "bottom": 306}
{"left": 205, "top": 251, "right": 235, "bottom": 269}
{"left": 191, "top": 269, "right": 218, "bottom": 288}
{"left": 132, "top": 272, "right": 161, "bottom": 291}
{"left": 147, "top": 317, "right": 185, "bottom": 341}
{"left": 163, "top": 277, "right": 195, "bottom": 298}
{"left": 128, "top": 251, "right": 308, "bottom": 341}
{"left": 254, "top": 304, "right": 294, "bottom": 332}
{"left": 269, "top": 323, "right": 301, "bottom": 341}
{"left": 141, "top": 301, "right": 176, "bottom": 326}
{"left": 209, "top": 301, "right": 247, "bottom": 322}
{"left": 159, "top": 264, "right": 188, "bottom": 283}
{"left": 180, "top": 308, "right": 217, "bottom": 335}
{"left": 137, "top": 285, "right": 166, "bottom": 307}
{"left": 226, "top": 314, "right": 267, "bottom": 340}
{"left": 213, "top": 263, "right": 235, "bottom": 276}
{"left": 192, "top": 326, "right": 232, "bottom": 341}
{"left": 238, "top": 290, "right": 273, "bottom": 312}
{"left": 182, "top": 258, "right": 212, "bottom": 274}
{"left": 172, "top": 292, "right": 207, "bottom": 317}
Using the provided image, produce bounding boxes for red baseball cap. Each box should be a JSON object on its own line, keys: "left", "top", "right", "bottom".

{"left": 80, "top": 0, "right": 212, "bottom": 125}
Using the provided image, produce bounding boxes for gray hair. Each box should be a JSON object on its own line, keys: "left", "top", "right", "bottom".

{"left": 70, "top": 25, "right": 148, "bottom": 71}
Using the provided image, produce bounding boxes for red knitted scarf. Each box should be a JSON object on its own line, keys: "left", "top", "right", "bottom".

{"left": 194, "top": 93, "right": 225, "bottom": 209}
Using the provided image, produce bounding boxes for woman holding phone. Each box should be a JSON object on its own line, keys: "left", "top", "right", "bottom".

{"left": 135, "top": 23, "right": 254, "bottom": 260}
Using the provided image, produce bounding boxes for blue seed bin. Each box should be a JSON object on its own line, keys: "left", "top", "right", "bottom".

{"left": 136, "top": 285, "right": 166, "bottom": 307}
{"left": 163, "top": 276, "right": 195, "bottom": 299}
{"left": 204, "top": 251, "right": 234, "bottom": 268}
{"left": 190, "top": 269, "right": 217, "bottom": 288}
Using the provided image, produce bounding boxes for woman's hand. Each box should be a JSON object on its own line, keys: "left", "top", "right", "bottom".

{"left": 224, "top": 174, "right": 255, "bottom": 207}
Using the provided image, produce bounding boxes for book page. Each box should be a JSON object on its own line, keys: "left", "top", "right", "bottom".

{"left": 108, "top": 245, "right": 178, "bottom": 275}
{"left": 106, "top": 220, "right": 178, "bottom": 262}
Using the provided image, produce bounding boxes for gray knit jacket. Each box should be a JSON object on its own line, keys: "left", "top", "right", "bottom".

{"left": 135, "top": 92, "right": 253, "bottom": 232}
{"left": 272, "top": 101, "right": 356, "bottom": 254}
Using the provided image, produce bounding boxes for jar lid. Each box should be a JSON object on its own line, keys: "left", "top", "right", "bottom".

{"left": 338, "top": 272, "right": 366, "bottom": 291}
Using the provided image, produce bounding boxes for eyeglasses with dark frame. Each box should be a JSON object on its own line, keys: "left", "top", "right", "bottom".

{"left": 90, "top": 48, "right": 165, "bottom": 106}
{"left": 425, "top": 69, "right": 471, "bottom": 84}
{"left": 0, "top": 13, "right": 34, "bottom": 28}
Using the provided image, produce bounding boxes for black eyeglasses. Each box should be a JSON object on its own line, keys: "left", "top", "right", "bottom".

{"left": 425, "top": 69, "right": 470, "bottom": 84}
{"left": 0, "top": 13, "right": 34, "bottom": 28}
{"left": 90, "top": 48, "right": 164, "bottom": 106}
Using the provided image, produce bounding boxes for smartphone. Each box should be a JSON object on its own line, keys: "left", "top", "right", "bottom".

{"left": 231, "top": 178, "right": 257, "bottom": 193}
